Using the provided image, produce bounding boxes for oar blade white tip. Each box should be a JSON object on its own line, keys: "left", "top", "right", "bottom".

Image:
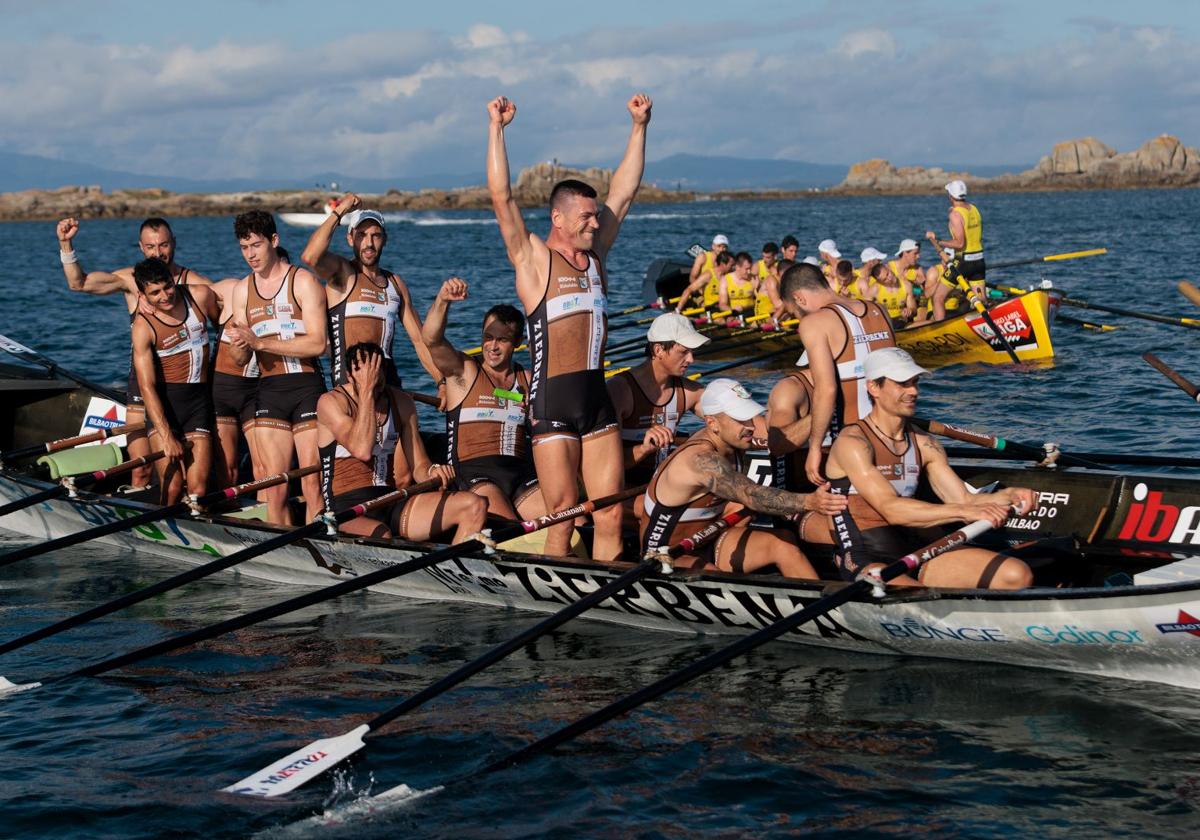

{"left": 0, "top": 676, "right": 41, "bottom": 697}
{"left": 266, "top": 783, "right": 443, "bottom": 837}
{"left": 223, "top": 725, "right": 370, "bottom": 798}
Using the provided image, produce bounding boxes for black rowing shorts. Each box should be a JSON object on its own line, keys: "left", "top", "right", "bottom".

{"left": 127, "top": 358, "right": 143, "bottom": 407}
{"left": 212, "top": 372, "right": 258, "bottom": 429}
{"left": 945, "top": 256, "right": 986, "bottom": 286}
{"left": 325, "top": 485, "right": 408, "bottom": 532}
{"left": 529, "top": 369, "right": 617, "bottom": 441}
{"left": 150, "top": 383, "right": 213, "bottom": 439}
{"left": 254, "top": 372, "right": 325, "bottom": 433}
{"left": 455, "top": 454, "right": 539, "bottom": 502}
{"left": 832, "top": 519, "right": 944, "bottom": 582}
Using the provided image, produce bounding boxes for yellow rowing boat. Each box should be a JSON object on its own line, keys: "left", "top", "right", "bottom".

{"left": 897, "top": 289, "right": 1062, "bottom": 367}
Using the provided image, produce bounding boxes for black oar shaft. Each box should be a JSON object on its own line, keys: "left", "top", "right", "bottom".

{"left": 0, "top": 485, "right": 65, "bottom": 518}
{"left": 0, "top": 501, "right": 187, "bottom": 570}
{"left": 1064, "top": 298, "right": 1200, "bottom": 330}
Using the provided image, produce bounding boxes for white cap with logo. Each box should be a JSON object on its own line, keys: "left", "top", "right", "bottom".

{"left": 896, "top": 238, "right": 919, "bottom": 256}
{"left": 818, "top": 239, "right": 840, "bottom": 258}
{"left": 646, "top": 312, "right": 711, "bottom": 349}
{"left": 860, "top": 247, "right": 888, "bottom": 263}
{"left": 712, "top": 234, "right": 730, "bottom": 246}
{"left": 945, "top": 180, "right": 968, "bottom": 199}
{"left": 347, "top": 209, "right": 387, "bottom": 231}
{"left": 801, "top": 255, "right": 822, "bottom": 266}
{"left": 863, "top": 347, "right": 932, "bottom": 382}
{"left": 699, "top": 378, "right": 765, "bottom": 421}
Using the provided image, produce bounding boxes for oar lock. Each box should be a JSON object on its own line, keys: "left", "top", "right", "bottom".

{"left": 642, "top": 548, "right": 676, "bottom": 575}
{"left": 466, "top": 529, "right": 498, "bottom": 554}
{"left": 856, "top": 565, "right": 888, "bottom": 599}
{"left": 1037, "top": 443, "right": 1062, "bottom": 469}
{"left": 61, "top": 475, "right": 80, "bottom": 499}
{"left": 316, "top": 510, "right": 339, "bottom": 537}
{"left": 186, "top": 493, "right": 204, "bottom": 518}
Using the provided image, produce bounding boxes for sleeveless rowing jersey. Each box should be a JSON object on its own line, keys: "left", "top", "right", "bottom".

{"left": 327, "top": 271, "right": 404, "bottom": 384}
{"left": 319, "top": 387, "right": 400, "bottom": 506}
{"left": 951, "top": 203, "right": 984, "bottom": 262}
{"left": 754, "top": 286, "right": 775, "bottom": 319}
{"left": 873, "top": 279, "right": 913, "bottom": 320}
{"left": 616, "top": 370, "right": 685, "bottom": 485}
{"left": 888, "top": 260, "right": 921, "bottom": 285}
{"left": 640, "top": 436, "right": 726, "bottom": 555}
{"left": 725, "top": 275, "right": 755, "bottom": 312}
{"left": 139, "top": 286, "right": 210, "bottom": 384}
{"left": 214, "top": 314, "right": 260, "bottom": 378}
{"left": 771, "top": 370, "right": 814, "bottom": 491}
{"left": 446, "top": 363, "right": 531, "bottom": 465}
{"left": 826, "top": 300, "right": 896, "bottom": 437}
{"left": 127, "top": 268, "right": 190, "bottom": 398}
{"left": 528, "top": 249, "right": 608, "bottom": 382}
{"left": 831, "top": 420, "right": 922, "bottom": 530}
{"left": 245, "top": 266, "right": 319, "bottom": 377}
{"left": 703, "top": 271, "right": 723, "bottom": 308}
{"left": 755, "top": 258, "right": 773, "bottom": 281}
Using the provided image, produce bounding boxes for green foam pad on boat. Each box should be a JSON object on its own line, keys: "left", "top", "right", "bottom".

{"left": 37, "top": 442, "right": 123, "bottom": 480}
{"left": 226, "top": 503, "right": 269, "bottom": 521}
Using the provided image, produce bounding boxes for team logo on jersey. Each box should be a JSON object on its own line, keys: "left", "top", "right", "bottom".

{"left": 177, "top": 329, "right": 188, "bottom": 340}
{"left": 265, "top": 305, "right": 274, "bottom": 316}
{"left": 376, "top": 291, "right": 387, "bottom": 303}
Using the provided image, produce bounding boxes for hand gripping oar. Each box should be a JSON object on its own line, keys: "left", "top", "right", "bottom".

{"left": 1142, "top": 351, "right": 1200, "bottom": 403}
{"left": 0, "top": 463, "right": 317, "bottom": 574}
{"left": 0, "top": 484, "right": 645, "bottom": 698}
{"left": 986, "top": 247, "right": 1107, "bottom": 272}
{"left": 224, "top": 508, "right": 752, "bottom": 798}
{"left": 0, "top": 449, "right": 167, "bottom": 519}
{"left": 911, "top": 417, "right": 1111, "bottom": 471}
{"left": 1, "top": 421, "right": 147, "bottom": 467}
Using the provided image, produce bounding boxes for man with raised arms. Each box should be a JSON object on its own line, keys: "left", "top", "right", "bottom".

{"left": 225, "top": 211, "right": 327, "bottom": 525}
{"left": 486, "top": 91, "right": 651, "bottom": 561}
{"left": 421, "top": 277, "right": 546, "bottom": 521}
{"left": 640, "top": 378, "right": 846, "bottom": 578}
{"left": 300, "top": 196, "right": 439, "bottom": 390}
{"left": 676, "top": 250, "right": 733, "bottom": 314}
{"left": 128, "top": 259, "right": 222, "bottom": 506}
{"left": 782, "top": 262, "right": 896, "bottom": 486}
{"left": 607, "top": 313, "right": 707, "bottom": 491}
{"left": 55, "top": 216, "right": 212, "bottom": 489}
{"left": 821, "top": 348, "right": 1034, "bottom": 589}
{"left": 926, "top": 179, "right": 986, "bottom": 310}
{"left": 317, "top": 342, "right": 485, "bottom": 541}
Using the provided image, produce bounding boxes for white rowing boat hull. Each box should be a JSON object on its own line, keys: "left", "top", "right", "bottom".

{"left": 2, "top": 474, "right": 1198, "bottom": 689}
{"left": 278, "top": 212, "right": 347, "bottom": 228}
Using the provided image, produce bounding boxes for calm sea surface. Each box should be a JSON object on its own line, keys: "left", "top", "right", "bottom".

{"left": 1, "top": 190, "right": 1199, "bottom": 837}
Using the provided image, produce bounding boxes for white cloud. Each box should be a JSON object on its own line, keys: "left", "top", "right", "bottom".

{"left": 836, "top": 28, "right": 896, "bottom": 60}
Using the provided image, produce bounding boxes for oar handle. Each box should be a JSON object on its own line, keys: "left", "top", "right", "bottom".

{"left": 202, "top": 464, "right": 321, "bottom": 506}
{"left": 1, "top": 421, "right": 148, "bottom": 464}
{"left": 1178, "top": 281, "right": 1200, "bottom": 309}
{"left": 80, "top": 449, "right": 169, "bottom": 486}
{"left": 513, "top": 484, "right": 647, "bottom": 535}
{"left": 911, "top": 417, "right": 1001, "bottom": 450}
{"left": 331, "top": 477, "right": 445, "bottom": 525}
{"left": 1143, "top": 351, "right": 1200, "bottom": 402}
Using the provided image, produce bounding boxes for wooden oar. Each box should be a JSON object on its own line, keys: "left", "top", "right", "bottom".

{"left": 469, "top": 516, "right": 1003, "bottom": 773}
{"left": 911, "top": 417, "right": 1112, "bottom": 471}
{"left": 943, "top": 447, "right": 1200, "bottom": 469}
{"left": 1, "top": 421, "right": 147, "bottom": 466}
{"left": 949, "top": 270, "right": 1021, "bottom": 363}
{"left": 606, "top": 320, "right": 795, "bottom": 365}
{"left": 224, "top": 508, "right": 752, "bottom": 797}
{"left": 1142, "top": 352, "right": 1200, "bottom": 403}
{"left": 607, "top": 307, "right": 705, "bottom": 334}
{"left": 0, "top": 331, "right": 125, "bottom": 402}
{"left": 987, "top": 247, "right": 1107, "bottom": 272}
{"left": 0, "top": 450, "right": 167, "bottom": 518}
{"left": 0, "top": 485, "right": 646, "bottom": 698}
{"left": 0, "top": 465, "right": 318, "bottom": 572}
{"left": 1178, "top": 281, "right": 1200, "bottom": 309}
{"left": 1056, "top": 295, "right": 1200, "bottom": 331}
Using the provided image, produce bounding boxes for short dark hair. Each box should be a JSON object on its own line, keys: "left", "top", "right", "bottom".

{"left": 483, "top": 304, "right": 525, "bottom": 338}
{"left": 549, "top": 179, "right": 598, "bottom": 212}
{"left": 645, "top": 339, "right": 677, "bottom": 358}
{"left": 133, "top": 257, "right": 173, "bottom": 292}
{"left": 781, "top": 263, "right": 829, "bottom": 298}
{"left": 775, "top": 258, "right": 796, "bottom": 276}
{"left": 346, "top": 341, "right": 385, "bottom": 368}
{"left": 714, "top": 251, "right": 734, "bottom": 266}
{"left": 139, "top": 217, "right": 172, "bottom": 237}
{"left": 234, "top": 210, "right": 277, "bottom": 241}
{"left": 835, "top": 259, "right": 854, "bottom": 278}
{"left": 781, "top": 235, "right": 799, "bottom": 250}
{"left": 734, "top": 251, "right": 753, "bottom": 266}
{"left": 762, "top": 242, "right": 779, "bottom": 255}
{"left": 276, "top": 246, "right": 290, "bottom": 262}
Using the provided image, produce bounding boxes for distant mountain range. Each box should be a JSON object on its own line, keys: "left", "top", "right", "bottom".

{"left": 0, "top": 149, "right": 1030, "bottom": 194}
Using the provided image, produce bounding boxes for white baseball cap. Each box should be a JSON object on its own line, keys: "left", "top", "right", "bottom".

{"left": 712, "top": 234, "right": 730, "bottom": 246}
{"left": 860, "top": 247, "right": 888, "bottom": 263}
{"left": 801, "top": 255, "right": 821, "bottom": 266}
{"left": 896, "top": 238, "right": 919, "bottom": 256}
{"left": 699, "top": 378, "right": 765, "bottom": 421}
{"left": 864, "top": 347, "right": 931, "bottom": 382}
{"left": 348, "top": 209, "right": 387, "bottom": 231}
{"left": 818, "top": 239, "right": 841, "bottom": 258}
{"left": 646, "top": 312, "right": 711, "bottom": 349}
{"left": 945, "top": 180, "right": 968, "bottom": 199}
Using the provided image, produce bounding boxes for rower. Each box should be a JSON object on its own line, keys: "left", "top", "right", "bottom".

{"left": 821, "top": 347, "right": 1035, "bottom": 589}
{"left": 487, "top": 92, "right": 651, "bottom": 561}
{"left": 640, "top": 378, "right": 847, "bottom": 578}
{"left": 607, "top": 313, "right": 707, "bottom": 491}
{"left": 926, "top": 179, "right": 985, "bottom": 315}
{"left": 855, "top": 249, "right": 917, "bottom": 325}
{"left": 316, "top": 342, "right": 486, "bottom": 542}
{"left": 718, "top": 252, "right": 758, "bottom": 323}
{"left": 300, "top": 195, "right": 439, "bottom": 389}
{"left": 781, "top": 262, "right": 897, "bottom": 485}
{"left": 830, "top": 259, "right": 856, "bottom": 297}
{"left": 766, "top": 366, "right": 813, "bottom": 492}
{"left": 755, "top": 242, "right": 779, "bottom": 285}
{"left": 817, "top": 238, "right": 841, "bottom": 280}
{"left": 422, "top": 276, "right": 545, "bottom": 521}
{"left": 225, "top": 211, "right": 327, "bottom": 525}
{"left": 688, "top": 233, "right": 730, "bottom": 290}
{"left": 129, "top": 259, "right": 221, "bottom": 506}
{"left": 676, "top": 250, "right": 733, "bottom": 314}
{"left": 55, "top": 216, "right": 212, "bottom": 489}
{"left": 889, "top": 239, "right": 927, "bottom": 323}
{"left": 780, "top": 235, "right": 799, "bottom": 263}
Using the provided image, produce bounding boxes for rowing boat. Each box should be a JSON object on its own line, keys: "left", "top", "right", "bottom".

{"left": 640, "top": 258, "right": 1062, "bottom": 368}
{"left": 278, "top": 212, "right": 348, "bottom": 228}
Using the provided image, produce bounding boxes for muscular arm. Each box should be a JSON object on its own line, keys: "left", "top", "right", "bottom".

{"left": 799, "top": 314, "right": 838, "bottom": 454}
{"left": 316, "top": 389, "right": 378, "bottom": 463}
{"left": 767, "top": 378, "right": 811, "bottom": 456}
{"left": 934, "top": 210, "right": 965, "bottom": 252}
{"left": 606, "top": 375, "right": 644, "bottom": 469}
{"left": 691, "top": 449, "right": 813, "bottom": 517}
{"left": 395, "top": 278, "right": 441, "bottom": 384}
{"left": 420, "top": 292, "right": 468, "bottom": 384}
{"left": 688, "top": 250, "right": 707, "bottom": 282}
{"left": 131, "top": 321, "right": 169, "bottom": 439}
{"left": 301, "top": 211, "right": 355, "bottom": 282}
{"left": 718, "top": 274, "right": 732, "bottom": 311}
{"left": 676, "top": 270, "right": 713, "bottom": 311}
{"left": 252, "top": 269, "right": 328, "bottom": 358}
{"left": 486, "top": 101, "right": 541, "bottom": 299}
{"left": 593, "top": 96, "right": 651, "bottom": 257}
{"left": 395, "top": 390, "right": 437, "bottom": 484}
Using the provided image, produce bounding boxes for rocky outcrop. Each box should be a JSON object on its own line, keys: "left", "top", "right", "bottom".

{"left": 0, "top": 163, "right": 691, "bottom": 221}
{"left": 833, "top": 134, "right": 1200, "bottom": 194}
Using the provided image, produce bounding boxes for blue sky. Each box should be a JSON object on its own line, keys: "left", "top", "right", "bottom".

{"left": 1, "top": 0, "right": 1197, "bottom": 180}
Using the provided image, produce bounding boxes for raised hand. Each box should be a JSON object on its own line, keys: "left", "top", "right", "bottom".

{"left": 438, "top": 276, "right": 469, "bottom": 302}
{"left": 628, "top": 92, "right": 653, "bottom": 125}
{"left": 333, "top": 193, "right": 361, "bottom": 214}
{"left": 350, "top": 349, "right": 383, "bottom": 393}
{"left": 488, "top": 96, "right": 516, "bottom": 127}
{"left": 57, "top": 217, "right": 79, "bottom": 245}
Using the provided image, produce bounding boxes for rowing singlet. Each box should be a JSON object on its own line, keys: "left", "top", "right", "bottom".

{"left": 830, "top": 420, "right": 922, "bottom": 531}
{"left": 826, "top": 301, "right": 896, "bottom": 437}
{"left": 139, "top": 286, "right": 210, "bottom": 384}
{"left": 725, "top": 275, "right": 755, "bottom": 312}
{"left": 951, "top": 203, "right": 984, "bottom": 262}
{"left": 214, "top": 313, "right": 260, "bottom": 378}
{"left": 327, "top": 271, "right": 405, "bottom": 384}
{"left": 888, "top": 260, "right": 921, "bottom": 285}
{"left": 318, "top": 388, "right": 400, "bottom": 507}
{"left": 755, "top": 258, "right": 772, "bottom": 281}
{"left": 446, "top": 363, "right": 531, "bottom": 465}
{"left": 703, "top": 271, "right": 723, "bottom": 308}
{"left": 640, "top": 436, "right": 726, "bottom": 556}
{"left": 246, "top": 266, "right": 319, "bottom": 377}
{"left": 872, "top": 279, "right": 913, "bottom": 320}
{"left": 754, "top": 289, "right": 775, "bottom": 319}
{"left": 528, "top": 249, "right": 608, "bottom": 384}
{"left": 616, "top": 370, "right": 686, "bottom": 485}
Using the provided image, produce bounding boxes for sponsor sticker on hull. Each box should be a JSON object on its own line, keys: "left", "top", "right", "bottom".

{"left": 1141, "top": 605, "right": 1200, "bottom": 640}
{"left": 78, "top": 397, "right": 128, "bottom": 446}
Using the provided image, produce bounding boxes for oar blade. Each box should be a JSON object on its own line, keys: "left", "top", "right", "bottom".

{"left": 0, "top": 675, "right": 42, "bottom": 697}
{"left": 223, "top": 724, "right": 370, "bottom": 797}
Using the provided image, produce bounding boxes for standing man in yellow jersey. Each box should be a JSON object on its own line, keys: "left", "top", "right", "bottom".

{"left": 486, "top": 92, "right": 651, "bottom": 562}
{"left": 926, "top": 180, "right": 985, "bottom": 303}
{"left": 688, "top": 234, "right": 730, "bottom": 288}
